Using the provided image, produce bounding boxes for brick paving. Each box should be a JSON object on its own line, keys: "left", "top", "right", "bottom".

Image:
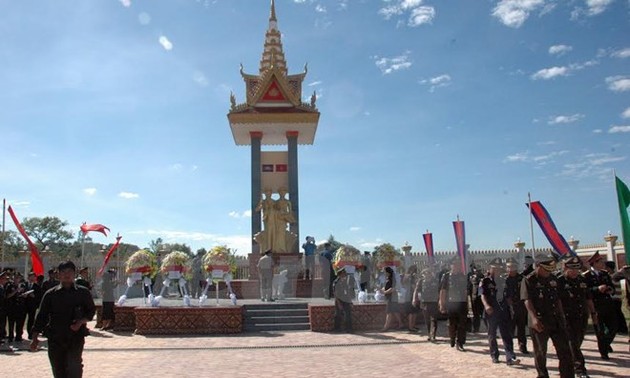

{"left": 1, "top": 321, "right": 628, "bottom": 377}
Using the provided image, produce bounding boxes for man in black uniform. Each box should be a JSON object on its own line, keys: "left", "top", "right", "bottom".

{"left": 522, "top": 255, "right": 574, "bottom": 378}
{"left": 480, "top": 258, "right": 520, "bottom": 365}
{"left": 25, "top": 272, "right": 43, "bottom": 340}
{"left": 557, "top": 256, "right": 596, "bottom": 378}
{"left": 30, "top": 261, "right": 96, "bottom": 378}
{"left": 439, "top": 258, "right": 468, "bottom": 351}
{"left": 505, "top": 258, "right": 529, "bottom": 354}
{"left": 583, "top": 251, "right": 617, "bottom": 360}
{"left": 0, "top": 271, "right": 8, "bottom": 343}
{"left": 468, "top": 264, "right": 485, "bottom": 333}
{"left": 42, "top": 269, "right": 59, "bottom": 293}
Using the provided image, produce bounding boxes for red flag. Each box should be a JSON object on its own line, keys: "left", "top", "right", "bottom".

{"left": 453, "top": 219, "right": 467, "bottom": 273}
{"left": 526, "top": 201, "right": 575, "bottom": 257}
{"left": 422, "top": 232, "right": 435, "bottom": 265}
{"left": 97, "top": 235, "right": 122, "bottom": 276}
{"left": 7, "top": 206, "right": 44, "bottom": 276}
{"left": 80, "top": 223, "right": 110, "bottom": 236}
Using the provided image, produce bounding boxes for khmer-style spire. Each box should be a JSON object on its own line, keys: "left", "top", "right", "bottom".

{"left": 260, "top": 0, "right": 287, "bottom": 75}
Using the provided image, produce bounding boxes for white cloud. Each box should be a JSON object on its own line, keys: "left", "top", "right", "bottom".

{"left": 308, "top": 80, "right": 322, "bottom": 86}
{"left": 419, "top": 74, "right": 452, "bottom": 92}
{"left": 504, "top": 150, "right": 569, "bottom": 163}
{"left": 611, "top": 48, "right": 630, "bottom": 59}
{"left": 592, "top": 129, "right": 603, "bottom": 133}
{"left": 10, "top": 200, "right": 30, "bottom": 207}
{"left": 228, "top": 210, "right": 252, "bottom": 219}
{"left": 83, "top": 187, "right": 97, "bottom": 196}
{"left": 315, "top": 4, "right": 327, "bottom": 13}
{"left": 350, "top": 226, "right": 361, "bottom": 232}
{"left": 549, "top": 44, "right": 573, "bottom": 56}
{"left": 373, "top": 51, "right": 412, "bottom": 75}
{"left": 531, "top": 66, "right": 568, "bottom": 80}
{"left": 548, "top": 113, "right": 584, "bottom": 125}
{"left": 132, "top": 229, "right": 252, "bottom": 255}
{"left": 622, "top": 107, "right": 630, "bottom": 119}
{"left": 606, "top": 76, "right": 630, "bottom": 92}
{"left": 379, "top": 0, "right": 435, "bottom": 27}
{"left": 492, "top": 0, "right": 546, "bottom": 28}
{"left": 561, "top": 152, "right": 626, "bottom": 180}
{"left": 118, "top": 192, "right": 139, "bottom": 199}
{"left": 586, "top": 0, "right": 613, "bottom": 15}
{"left": 159, "top": 36, "right": 173, "bottom": 51}
{"left": 193, "top": 71, "right": 208, "bottom": 87}
{"left": 138, "top": 12, "right": 151, "bottom": 26}
{"left": 119, "top": 0, "right": 131, "bottom": 7}
{"left": 609, "top": 125, "right": 630, "bottom": 133}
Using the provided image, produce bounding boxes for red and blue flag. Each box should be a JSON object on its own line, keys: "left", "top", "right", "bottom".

{"left": 526, "top": 201, "right": 575, "bottom": 258}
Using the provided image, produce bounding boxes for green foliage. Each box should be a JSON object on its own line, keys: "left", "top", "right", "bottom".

{"left": 21, "top": 216, "right": 73, "bottom": 252}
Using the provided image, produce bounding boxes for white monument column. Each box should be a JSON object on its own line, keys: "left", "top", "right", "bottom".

{"left": 604, "top": 232, "right": 618, "bottom": 263}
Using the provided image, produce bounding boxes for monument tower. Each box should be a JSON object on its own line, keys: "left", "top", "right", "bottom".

{"left": 227, "top": 0, "right": 320, "bottom": 257}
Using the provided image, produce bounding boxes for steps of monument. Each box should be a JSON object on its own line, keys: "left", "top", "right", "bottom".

{"left": 242, "top": 303, "right": 310, "bottom": 332}
{"left": 243, "top": 323, "right": 311, "bottom": 332}
{"left": 245, "top": 315, "right": 309, "bottom": 325}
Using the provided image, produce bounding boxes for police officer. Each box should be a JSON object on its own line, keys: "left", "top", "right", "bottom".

{"left": 558, "top": 256, "right": 596, "bottom": 378}
{"left": 0, "top": 271, "right": 8, "bottom": 343}
{"left": 439, "top": 258, "right": 468, "bottom": 351}
{"left": 583, "top": 251, "right": 617, "bottom": 360}
{"left": 414, "top": 266, "right": 441, "bottom": 342}
{"left": 480, "top": 258, "right": 520, "bottom": 365}
{"left": 505, "top": 257, "right": 529, "bottom": 354}
{"left": 521, "top": 255, "right": 574, "bottom": 378}
{"left": 468, "top": 264, "right": 485, "bottom": 333}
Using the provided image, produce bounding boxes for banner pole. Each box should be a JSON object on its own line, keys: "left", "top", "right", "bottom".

{"left": 1, "top": 199, "right": 5, "bottom": 269}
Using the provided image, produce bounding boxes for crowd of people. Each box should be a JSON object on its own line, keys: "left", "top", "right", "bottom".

{"left": 328, "top": 247, "right": 629, "bottom": 378}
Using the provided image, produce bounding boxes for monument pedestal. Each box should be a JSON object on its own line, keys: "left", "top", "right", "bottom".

{"left": 273, "top": 252, "right": 302, "bottom": 297}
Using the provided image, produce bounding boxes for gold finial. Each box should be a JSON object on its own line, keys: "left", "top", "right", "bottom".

{"left": 270, "top": 0, "right": 277, "bottom": 22}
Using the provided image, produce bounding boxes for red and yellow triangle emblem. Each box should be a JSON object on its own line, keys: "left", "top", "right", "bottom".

{"left": 261, "top": 80, "right": 287, "bottom": 102}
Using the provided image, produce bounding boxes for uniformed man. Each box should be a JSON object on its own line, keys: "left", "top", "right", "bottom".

{"left": 25, "top": 271, "right": 43, "bottom": 340}
{"left": 582, "top": 251, "right": 617, "bottom": 360}
{"left": 439, "top": 258, "right": 468, "bottom": 351}
{"left": 414, "top": 266, "right": 441, "bottom": 342}
{"left": 75, "top": 267, "right": 93, "bottom": 292}
{"left": 5, "top": 272, "right": 27, "bottom": 343}
{"left": 257, "top": 250, "right": 274, "bottom": 302}
{"left": 521, "top": 255, "right": 574, "bottom": 378}
{"left": 468, "top": 264, "right": 485, "bottom": 333}
{"left": 42, "top": 269, "right": 59, "bottom": 293}
{"left": 505, "top": 257, "right": 529, "bottom": 354}
{"left": 0, "top": 271, "right": 8, "bottom": 343}
{"left": 30, "top": 261, "right": 96, "bottom": 377}
{"left": 333, "top": 267, "right": 355, "bottom": 333}
{"left": 480, "top": 258, "right": 520, "bottom": 365}
{"left": 558, "top": 256, "right": 596, "bottom": 378}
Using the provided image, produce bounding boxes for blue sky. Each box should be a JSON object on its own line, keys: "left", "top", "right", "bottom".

{"left": 1, "top": 0, "right": 629, "bottom": 256}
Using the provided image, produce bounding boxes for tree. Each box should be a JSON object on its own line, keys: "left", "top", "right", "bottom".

{"left": 20, "top": 216, "right": 74, "bottom": 253}
{"left": 0, "top": 230, "right": 26, "bottom": 257}
{"left": 148, "top": 238, "right": 163, "bottom": 254}
{"left": 195, "top": 247, "right": 207, "bottom": 257}
{"left": 162, "top": 242, "right": 193, "bottom": 256}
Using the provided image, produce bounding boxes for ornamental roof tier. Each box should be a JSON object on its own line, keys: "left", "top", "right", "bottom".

{"left": 227, "top": 0, "right": 319, "bottom": 146}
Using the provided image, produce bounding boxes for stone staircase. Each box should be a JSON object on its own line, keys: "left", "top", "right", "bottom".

{"left": 243, "top": 303, "right": 310, "bottom": 332}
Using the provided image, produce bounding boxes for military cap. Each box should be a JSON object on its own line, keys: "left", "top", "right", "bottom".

{"left": 536, "top": 254, "right": 557, "bottom": 271}
{"left": 27, "top": 271, "right": 36, "bottom": 276}
{"left": 489, "top": 257, "right": 503, "bottom": 267}
{"left": 587, "top": 251, "right": 603, "bottom": 265}
{"left": 505, "top": 258, "right": 517, "bottom": 267}
{"left": 563, "top": 256, "right": 583, "bottom": 270}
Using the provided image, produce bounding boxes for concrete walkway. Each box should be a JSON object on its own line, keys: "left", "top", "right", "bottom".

{"left": 1, "top": 322, "right": 628, "bottom": 377}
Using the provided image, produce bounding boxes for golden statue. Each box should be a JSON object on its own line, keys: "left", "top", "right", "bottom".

{"left": 254, "top": 188, "right": 297, "bottom": 254}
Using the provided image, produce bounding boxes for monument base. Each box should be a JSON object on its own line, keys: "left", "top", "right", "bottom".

{"left": 95, "top": 305, "right": 137, "bottom": 332}
{"left": 308, "top": 303, "right": 387, "bottom": 332}
{"left": 134, "top": 306, "right": 243, "bottom": 335}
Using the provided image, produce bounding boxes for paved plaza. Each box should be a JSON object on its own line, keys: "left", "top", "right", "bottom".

{"left": 1, "top": 321, "right": 628, "bottom": 378}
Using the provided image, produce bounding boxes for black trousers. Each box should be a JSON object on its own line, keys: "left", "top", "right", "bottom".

{"left": 447, "top": 302, "right": 467, "bottom": 346}
{"left": 531, "top": 324, "right": 574, "bottom": 378}
{"left": 26, "top": 306, "right": 37, "bottom": 339}
{"left": 595, "top": 306, "right": 619, "bottom": 355}
{"left": 334, "top": 300, "right": 353, "bottom": 331}
{"left": 423, "top": 302, "right": 439, "bottom": 338}
{"left": 512, "top": 302, "right": 528, "bottom": 350}
{"left": 102, "top": 302, "right": 115, "bottom": 322}
{"left": 566, "top": 317, "right": 588, "bottom": 375}
{"left": 7, "top": 311, "right": 26, "bottom": 341}
{"left": 486, "top": 308, "right": 516, "bottom": 360}
{"left": 0, "top": 310, "right": 6, "bottom": 340}
{"left": 48, "top": 338, "right": 85, "bottom": 378}
{"left": 471, "top": 297, "right": 484, "bottom": 332}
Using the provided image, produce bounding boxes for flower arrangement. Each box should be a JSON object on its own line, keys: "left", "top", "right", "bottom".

{"left": 125, "top": 249, "right": 158, "bottom": 278}
{"left": 374, "top": 243, "right": 402, "bottom": 270}
{"left": 202, "top": 245, "right": 237, "bottom": 274}
{"left": 332, "top": 244, "right": 363, "bottom": 270}
{"left": 160, "top": 251, "right": 192, "bottom": 280}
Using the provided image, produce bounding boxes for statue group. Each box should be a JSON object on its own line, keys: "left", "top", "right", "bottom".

{"left": 254, "top": 187, "right": 297, "bottom": 254}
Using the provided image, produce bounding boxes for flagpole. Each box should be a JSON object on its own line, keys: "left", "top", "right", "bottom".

{"left": 80, "top": 231, "right": 86, "bottom": 269}
{"left": 528, "top": 192, "right": 536, "bottom": 260}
